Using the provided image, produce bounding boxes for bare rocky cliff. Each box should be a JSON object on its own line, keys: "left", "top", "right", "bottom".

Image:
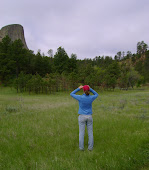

{"left": 0, "top": 24, "right": 28, "bottom": 49}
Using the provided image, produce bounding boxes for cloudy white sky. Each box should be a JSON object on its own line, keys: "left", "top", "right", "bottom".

{"left": 1, "top": 0, "right": 149, "bottom": 59}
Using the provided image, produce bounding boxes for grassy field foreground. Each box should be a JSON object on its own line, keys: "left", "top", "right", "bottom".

{"left": 0, "top": 87, "right": 149, "bottom": 169}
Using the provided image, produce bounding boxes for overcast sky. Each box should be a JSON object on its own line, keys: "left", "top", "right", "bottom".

{"left": 1, "top": 0, "right": 149, "bottom": 59}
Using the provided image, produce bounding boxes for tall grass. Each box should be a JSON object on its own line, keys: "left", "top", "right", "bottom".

{"left": 0, "top": 88, "right": 149, "bottom": 169}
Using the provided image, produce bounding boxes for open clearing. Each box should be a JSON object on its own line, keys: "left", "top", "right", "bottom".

{"left": 0, "top": 88, "right": 149, "bottom": 169}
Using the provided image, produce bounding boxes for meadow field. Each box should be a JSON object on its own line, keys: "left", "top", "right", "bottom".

{"left": 0, "top": 87, "right": 149, "bottom": 170}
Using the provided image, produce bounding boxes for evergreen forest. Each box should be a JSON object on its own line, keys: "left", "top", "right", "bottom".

{"left": 0, "top": 35, "right": 149, "bottom": 94}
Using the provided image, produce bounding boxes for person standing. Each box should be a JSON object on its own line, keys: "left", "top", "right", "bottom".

{"left": 70, "top": 85, "right": 98, "bottom": 151}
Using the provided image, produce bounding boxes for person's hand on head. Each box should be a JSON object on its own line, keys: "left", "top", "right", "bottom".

{"left": 88, "top": 85, "right": 90, "bottom": 89}
{"left": 79, "top": 85, "right": 83, "bottom": 89}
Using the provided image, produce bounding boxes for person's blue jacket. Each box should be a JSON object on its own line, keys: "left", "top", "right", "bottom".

{"left": 70, "top": 88, "right": 98, "bottom": 115}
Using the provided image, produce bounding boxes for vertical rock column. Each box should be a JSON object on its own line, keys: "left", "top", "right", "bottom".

{"left": 0, "top": 24, "right": 28, "bottom": 49}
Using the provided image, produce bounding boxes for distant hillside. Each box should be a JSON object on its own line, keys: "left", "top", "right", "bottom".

{"left": 120, "top": 51, "right": 149, "bottom": 82}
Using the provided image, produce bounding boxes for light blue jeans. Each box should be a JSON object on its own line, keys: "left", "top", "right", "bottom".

{"left": 78, "top": 115, "right": 93, "bottom": 150}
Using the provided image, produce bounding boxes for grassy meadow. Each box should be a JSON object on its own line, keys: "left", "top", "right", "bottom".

{"left": 0, "top": 87, "right": 149, "bottom": 170}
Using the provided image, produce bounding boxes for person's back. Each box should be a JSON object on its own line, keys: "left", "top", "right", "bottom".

{"left": 78, "top": 93, "right": 95, "bottom": 115}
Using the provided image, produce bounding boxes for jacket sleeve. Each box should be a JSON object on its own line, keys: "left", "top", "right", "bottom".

{"left": 70, "top": 88, "right": 81, "bottom": 101}
{"left": 90, "top": 88, "right": 99, "bottom": 101}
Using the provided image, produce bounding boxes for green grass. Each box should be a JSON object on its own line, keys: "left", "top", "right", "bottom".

{"left": 0, "top": 87, "right": 149, "bottom": 170}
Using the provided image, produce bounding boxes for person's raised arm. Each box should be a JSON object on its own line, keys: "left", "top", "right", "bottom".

{"left": 70, "top": 85, "right": 83, "bottom": 101}
{"left": 89, "top": 87, "right": 98, "bottom": 101}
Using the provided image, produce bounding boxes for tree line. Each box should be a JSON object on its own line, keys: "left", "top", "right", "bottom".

{"left": 0, "top": 36, "right": 148, "bottom": 94}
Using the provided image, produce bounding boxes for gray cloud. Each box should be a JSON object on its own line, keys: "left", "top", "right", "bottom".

{"left": 1, "top": 0, "right": 149, "bottom": 59}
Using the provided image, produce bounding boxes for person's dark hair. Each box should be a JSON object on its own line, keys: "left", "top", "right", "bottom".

{"left": 85, "top": 90, "right": 90, "bottom": 96}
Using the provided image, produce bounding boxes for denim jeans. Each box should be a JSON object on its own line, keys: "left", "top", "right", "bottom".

{"left": 78, "top": 115, "right": 93, "bottom": 150}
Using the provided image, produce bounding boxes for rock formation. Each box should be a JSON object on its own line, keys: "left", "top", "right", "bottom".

{"left": 0, "top": 24, "right": 28, "bottom": 49}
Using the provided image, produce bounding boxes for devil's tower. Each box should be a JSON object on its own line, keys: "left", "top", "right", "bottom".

{"left": 0, "top": 24, "right": 28, "bottom": 49}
